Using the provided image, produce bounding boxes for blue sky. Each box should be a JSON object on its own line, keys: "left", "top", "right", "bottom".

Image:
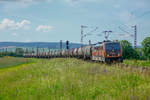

{"left": 0, "top": 0, "right": 150, "bottom": 45}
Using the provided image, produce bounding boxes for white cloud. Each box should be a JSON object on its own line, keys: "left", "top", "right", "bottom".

{"left": 17, "top": 20, "right": 31, "bottom": 29}
{"left": 0, "top": 18, "right": 31, "bottom": 30}
{"left": 36, "top": 25, "right": 53, "bottom": 32}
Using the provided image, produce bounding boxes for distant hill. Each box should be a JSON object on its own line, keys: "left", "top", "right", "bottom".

{"left": 0, "top": 42, "right": 82, "bottom": 49}
{"left": 0, "top": 42, "right": 142, "bottom": 49}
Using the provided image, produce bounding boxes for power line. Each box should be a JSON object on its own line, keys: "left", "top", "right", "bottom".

{"left": 81, "top": 25, "right": 98, "bottom": 45}
{"left": 84, "top": 27, "right": 98, "bottom": 36}
{"left": 81, "top": 25, "right": 88, "bottom": 46}
{"left": 118, "top": 26, "right": 131, "bottom": 34}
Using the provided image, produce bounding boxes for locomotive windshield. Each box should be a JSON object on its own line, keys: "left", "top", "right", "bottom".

{"left": 105, "top": 42, "right": 120, "bottom": 51}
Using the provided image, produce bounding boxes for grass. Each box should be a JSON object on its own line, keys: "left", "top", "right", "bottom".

{"left": 0, "top": 56, "right": 33, "bottom": 69}
{"left": 0, "top": 57, "right": 150, "bottom": 100}
{"left": 123, "top": 59, "right": 150, "bottom": 67}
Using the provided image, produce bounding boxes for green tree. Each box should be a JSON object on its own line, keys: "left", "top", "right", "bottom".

{"left": 120, "top": 40, "right": 134, "bottom": 59}
{"left": 142, "top": 37, "right": 150, "bottom": 60}
{"left": 133, "top": 49, "right": 141, "bottom": 59}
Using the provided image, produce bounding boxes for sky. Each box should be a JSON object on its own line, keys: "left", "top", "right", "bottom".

{"left": 0, "top": 0, "right": 150, "bottom": 45}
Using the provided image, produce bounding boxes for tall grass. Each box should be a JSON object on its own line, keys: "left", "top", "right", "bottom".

{"left": 0, "top": 58, "right": 150, "bottom": 100}
{"left": 123, "top": 59, "right": 150, "bottom": 67}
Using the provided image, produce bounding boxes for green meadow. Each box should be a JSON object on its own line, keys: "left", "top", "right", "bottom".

{"left": 0, "top": 57, "right": 32, "bottom": 69}
{"left": 123, "top": 59, "right": 150, "bottom": 67}
{"left": 0, "top": 57, "right": 150, "bottom": 100}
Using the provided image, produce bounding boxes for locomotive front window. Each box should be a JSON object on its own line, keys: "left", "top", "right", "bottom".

{"left": 105, "top": 43, "right": 120, "bottom": 51}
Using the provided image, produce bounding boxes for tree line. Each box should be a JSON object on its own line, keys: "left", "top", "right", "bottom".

{"left": 0, "top": 48, "right": 24, "bottom": 57}
{"left": 120, "top": 37, "right": 150, "bottom": 60}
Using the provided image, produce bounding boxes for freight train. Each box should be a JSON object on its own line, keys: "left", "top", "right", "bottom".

{"left": 24, "top": 41, "right": 123, "bottom": 63}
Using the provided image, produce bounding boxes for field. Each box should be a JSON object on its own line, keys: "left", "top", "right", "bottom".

{"left": 123, "top": 59, "right": 150, "bottom": 67}
{"left": 0, "top": 57, "right": 32, "bottom": 69}
{"left": 0, "top": 57, "right": 150, "bottom": 100}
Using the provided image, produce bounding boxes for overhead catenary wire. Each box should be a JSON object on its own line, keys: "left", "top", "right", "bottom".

{"left": 81, "top": 25, "right": 98, "bottom": 45}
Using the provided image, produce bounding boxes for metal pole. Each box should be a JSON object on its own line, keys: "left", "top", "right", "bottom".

{"left": 36, "top": 47, "right": 39, "bottom": 57}
{"left": 89, "top": 40, "right": 91, "bottom": 45}
{"left": 132, "top": 25, "right": 137, "bottom": 49}
{"left": 81, "top": 25, "right": 88, "bottom": 47}
{"left": 60, "top": 40, "right": 62, "bottom": 56}
{"left": 102, "top": 30, "right": 112, "bottom": 41}
{"left": 32, "top": 48, "right": 34, "bottom": 53}
{"left": 81, "top": 26, "right": 83, "bottom": 47}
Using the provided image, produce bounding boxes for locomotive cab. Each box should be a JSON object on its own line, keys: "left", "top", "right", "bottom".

{"left": 104, "top": 42, "right": 123, "bottom": 63}
{"left": 92, "top": 41, "right": 123, "bottom": 63}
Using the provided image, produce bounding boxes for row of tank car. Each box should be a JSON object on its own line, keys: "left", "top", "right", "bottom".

{"left": 24, "top": 45, "right": 92, "bottom": 59}
{"left": 24, "top": 41, "right": 123, "bottom": 63}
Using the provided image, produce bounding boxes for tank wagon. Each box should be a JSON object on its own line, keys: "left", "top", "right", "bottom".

{"left": 24, "top": 41, "right": 123, "bottom": 63}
